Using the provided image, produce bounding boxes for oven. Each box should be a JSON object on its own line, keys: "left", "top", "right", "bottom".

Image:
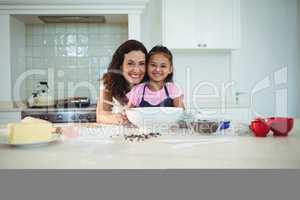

{"left": 21, "top": 106, "right": 97, "bottom": 123}
{"left": 21, "top": 97, "right": 97, "bottom": 123}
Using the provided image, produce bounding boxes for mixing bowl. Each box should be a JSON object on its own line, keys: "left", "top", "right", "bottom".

{"left": 265, "top": 117, "right": 294, "bottom": 137}
{"left": 126, "top": 107, "right": 184, "bottom": 132}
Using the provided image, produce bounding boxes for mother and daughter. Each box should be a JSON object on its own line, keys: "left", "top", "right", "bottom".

{"left": 96, "top": 40, "right": 184, "bottom": 124}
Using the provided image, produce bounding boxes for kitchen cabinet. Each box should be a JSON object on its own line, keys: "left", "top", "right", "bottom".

{"left": 162, "top": 0, "right": 240, "bottom": 50}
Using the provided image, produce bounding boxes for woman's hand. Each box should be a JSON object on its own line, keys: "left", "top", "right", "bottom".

{"left": 115, "top": 113, "right": 129, "bottom": 125}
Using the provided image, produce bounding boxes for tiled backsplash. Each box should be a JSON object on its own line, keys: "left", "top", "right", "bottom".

{"left": 24, "top": 23, "right": 128, "bottom": 103}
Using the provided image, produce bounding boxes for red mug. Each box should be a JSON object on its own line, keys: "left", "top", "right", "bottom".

{"left": 249, "top": 118, "right": 270, "bottom": 137}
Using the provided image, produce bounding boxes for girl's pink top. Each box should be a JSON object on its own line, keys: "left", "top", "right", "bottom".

{"left": 126, "top": 82, "right": 184, "bottom": 106}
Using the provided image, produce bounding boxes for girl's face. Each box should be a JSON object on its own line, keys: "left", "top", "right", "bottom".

{"left": 122, "top": 50, "right": 146, "bottom": 86}
{"left": 147, "top": 53, "right": 172, "bottom": 83}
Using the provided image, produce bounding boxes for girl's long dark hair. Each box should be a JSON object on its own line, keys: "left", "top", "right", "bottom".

{"left": 102, "top": 40, "right": 147, "bottom": 105}
{"left": 144, "top": 45, "right": 174, "bottom": 82}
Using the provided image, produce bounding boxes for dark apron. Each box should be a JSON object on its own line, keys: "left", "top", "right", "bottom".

{"left": 139, "top": 84, "right": 174, "bottom": 107}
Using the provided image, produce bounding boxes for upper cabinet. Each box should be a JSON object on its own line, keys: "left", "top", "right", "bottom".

{"left": 162, "top": 0, "right": 240, "bottom": 50}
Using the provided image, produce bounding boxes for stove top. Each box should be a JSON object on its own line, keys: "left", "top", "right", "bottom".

{"left": 21, "top": 104, "right": 97, "bottom": 123}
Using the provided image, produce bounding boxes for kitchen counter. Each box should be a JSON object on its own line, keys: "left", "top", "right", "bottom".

{"left": 0, "top": 120, "right": 299, "bottom": 169}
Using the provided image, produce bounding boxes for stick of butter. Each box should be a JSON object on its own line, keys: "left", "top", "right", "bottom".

{"left": 7, "top": 123, "right": 54, "bottom": 144}
{"left": 21, "top": 116, "right": 51, "bottom": 124}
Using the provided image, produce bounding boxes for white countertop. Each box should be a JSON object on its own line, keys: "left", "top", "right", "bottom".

{"left": 0, "top": 120, "right": 299, "bottom": 169}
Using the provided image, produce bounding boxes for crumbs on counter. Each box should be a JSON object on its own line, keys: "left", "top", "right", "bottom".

{"left": 124, "top": 132, "right": 161, "bottom": 142}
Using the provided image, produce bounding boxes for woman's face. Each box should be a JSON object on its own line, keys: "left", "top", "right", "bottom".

{"left": 147, "top": 53, "right": 172, "bottom": 83}
{"left": 122, "top": 50, "right": 146, "bottom": 86}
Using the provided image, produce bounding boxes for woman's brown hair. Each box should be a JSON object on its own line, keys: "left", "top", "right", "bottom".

{"left": 102, "top": 40, "right": 147, "bottom": 105}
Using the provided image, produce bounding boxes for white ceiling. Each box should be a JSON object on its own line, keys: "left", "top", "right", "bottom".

{"left": 0, "top": 0, "right": 148, "bottom": 5}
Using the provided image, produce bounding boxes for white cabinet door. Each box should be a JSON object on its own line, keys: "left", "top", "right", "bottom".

{"left": 162, "top": 0, "right": 240, "bottom": 49}
{"left": 195, "top": 0, "right": 239, "bottom": 49}
{"left": 162, "top": 0, "right": 197, "bottom": 48}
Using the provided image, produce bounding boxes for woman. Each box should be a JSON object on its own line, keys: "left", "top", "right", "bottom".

{"left": 96, "top": 40, "right": 147, "bottom": 124}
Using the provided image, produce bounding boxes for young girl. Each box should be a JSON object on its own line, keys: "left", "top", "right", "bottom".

{"left": 127, "top": 45, "right": 184, "bottom": 108}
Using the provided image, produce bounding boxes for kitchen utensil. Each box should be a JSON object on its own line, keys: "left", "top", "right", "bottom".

{"left": 249, "top": 118, "right": 270, "bottom": 137}
{"left": 27, "top": 81, "right": 55, "bottom": 108}
{"left": 103, "top": 100, "right": 125, "bottom": 111}
{"left": 265, "top": 117, "right": 294, "bottom": 137}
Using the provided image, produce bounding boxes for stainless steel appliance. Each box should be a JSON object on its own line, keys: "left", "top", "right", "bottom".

{"left": 21, "top": 97, "right": 96, "bottom": 123}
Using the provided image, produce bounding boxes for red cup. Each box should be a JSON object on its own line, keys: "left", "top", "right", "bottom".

{"left": 249, "top": 119, "right": 270, "bottom": 137}
{"left": 266, "top": 117, "right": 294, "bottom": 137}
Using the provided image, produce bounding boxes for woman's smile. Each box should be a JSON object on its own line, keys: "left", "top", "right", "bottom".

{"left": 128, "top": 72, "right": 144, "bottom": 80}
{"left": 122, "top": 50, "right": 146, "bottom": 85}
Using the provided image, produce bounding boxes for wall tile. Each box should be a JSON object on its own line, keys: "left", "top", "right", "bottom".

{"left": 44, "top": 24, "right": 56, "bottom": 35}
{"left": 77, "top": 34, "right": 89, "bottom": 45}
{"left": 77, "top": 24, "right": 88, "bottom": 34}
{"left": 26, "top": 35, "right": 33, "bottom": 46}
{"left": 65, "top": 46, "right": 77, "bottom": 57}
{"left": 66, "top": 23, "right": 77, "bottom": 34}
{"left": 33, "top": 46, "right": 43, "bottom": 57}
{"left": 25, "top": 47, "right": 32, "bottom": 57}
{"left": 44, "top": 35, "right": 56, "bottom": 46}
{"left": 77, "top": 46, "right": 88, "bottom": 57}
{"left": 88, "top": 23, "right": 98, "bottom": 34}
{"left": 32, "top": 35, "right": 43, "bottom": 46}
{"left": 32, "top": 24, "right": 44, "bottom": 35}
{"left": 65, "top": 34, "right": 77, "bottom": 45}
{"left": 32, "top": 58, "right": 43, "bottom": 69}
{"left": 55, "top": 34, "right": 65, "bottom": 46}
{"left": 55, "top": 24, "right": 67, "bottom": 34}
{"left": 25, "top": 23, "right": 128, "bottom": 100}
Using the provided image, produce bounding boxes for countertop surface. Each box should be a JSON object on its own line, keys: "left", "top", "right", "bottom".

{"left": 0, "top": 120, "right": 299, "bottom": 169}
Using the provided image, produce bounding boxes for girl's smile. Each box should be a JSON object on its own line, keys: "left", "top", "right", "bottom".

{"left": 147, "top": 54, "right": 172, "bottom": 83}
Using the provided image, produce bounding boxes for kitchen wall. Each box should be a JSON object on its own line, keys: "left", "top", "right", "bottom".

{"left": 173, "top": 52, "right": 232, "bottom": 111}
{"left": 22, "top": 22, "right": 128, "bottom": 103}
{"left": 10, "top": 16, "right": 26, "bottom": 104}
{"left": 298, "top": 0, "right": 300, "bottom": 116}
{"left": 0, "top": 15, "right": 12, "bottom": 106}
{"left": 231, "top": 0, "right": 299, "bottom": 117}
{"left": 140, "top": 0, "right": 299, "bottom": 117}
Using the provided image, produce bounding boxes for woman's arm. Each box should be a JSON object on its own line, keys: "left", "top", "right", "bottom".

{"left": 96, "top": 89, "right": 128, "bottom": 124}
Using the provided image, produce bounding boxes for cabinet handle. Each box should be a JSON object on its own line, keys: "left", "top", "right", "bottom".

{"left": 197, "top": 44, "right": 208, "bottom": 48}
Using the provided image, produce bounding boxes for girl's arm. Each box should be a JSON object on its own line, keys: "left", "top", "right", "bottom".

{"left": 96, "top": 89, "right": 128, "bottom": 124}
{"left": 173, "top": 96, "right": 185, "bottom": 109}
{"left": 168, "top": 83, "right": 185, "bottom": 109}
